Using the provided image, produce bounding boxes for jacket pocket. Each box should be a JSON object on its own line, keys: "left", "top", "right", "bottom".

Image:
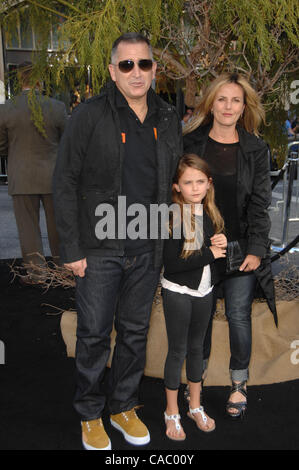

{"left": 79, "top": 189, "right": 117, "bottom": 248}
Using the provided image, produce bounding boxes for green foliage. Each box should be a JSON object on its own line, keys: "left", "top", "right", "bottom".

{"left": 0, "top": 0, "right": 298, "bottom": 151}
{"left": 0, "top": 0, "right": 184, "bottom": 133}
{"left": 0, "top": 0, "right": 184, "bottom": 95}
{"left": 211, "top": 0, "right": 299, "bottom": 67}
{"left": 27, "top": 89, "right": 47, "bottom": 138}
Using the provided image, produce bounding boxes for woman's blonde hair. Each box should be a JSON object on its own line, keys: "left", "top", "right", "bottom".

{"left": 171, "top": 154, "right": 224, "bottom": 259}
{"left": 183, "top": 72, "right": 265, "bottom": 136}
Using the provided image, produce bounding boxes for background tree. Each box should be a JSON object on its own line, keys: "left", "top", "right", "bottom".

{"left": 1, "top": 0, "right": 184, "bottom": 96}
{"left": 156, "top": 1, "right": 299, "bottom": 106}
{"left": 1, "top": 0, "right": 298, "bottom": 159}
{"left": 2, "top": 1, "right": 298, "bottom": 101}
{"left": 154, "top": 0, "right": 299, "bottom": 161}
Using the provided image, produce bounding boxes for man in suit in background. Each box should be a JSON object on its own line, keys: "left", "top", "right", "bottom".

{"left": 0, "top": 62, "right": 67, "bottom": 284}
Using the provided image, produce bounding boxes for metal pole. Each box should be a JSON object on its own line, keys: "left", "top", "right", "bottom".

{"left": 281, "top": 152, "right": 298, "bottom": 246}
{"left": 271, "top": 141, "right": 299, "bottom": 254}
{"left": 0, "top": 27, "right": 5, "bottom": 104}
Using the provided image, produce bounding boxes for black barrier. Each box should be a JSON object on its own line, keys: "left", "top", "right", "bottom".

{"left": 271, "top": 234, "right": 299, "bottom": 262}
{"left": 281, "top": 152, "right": 298, "bottom": 247}
{"left": 271, "top": 166, "right": 286, "bottom": 190}
{"left": 271, "top": 142, "right": 299, "bottom": 253}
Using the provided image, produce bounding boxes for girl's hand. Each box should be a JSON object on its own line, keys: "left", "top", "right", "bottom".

{"left": 239, "top": 255, "right": 261, "bottom": 272}
{"left": 210, "top": 245, "right": 226, "bottom": 259}
{"left": 210, "top": 233, "right": 227, "bottom": 248}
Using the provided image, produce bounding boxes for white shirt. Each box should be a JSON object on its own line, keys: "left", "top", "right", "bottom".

{"left": 161, "top": 264, "right": 213, "bottom": 298}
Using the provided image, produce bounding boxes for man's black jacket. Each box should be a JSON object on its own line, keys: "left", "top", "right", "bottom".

{"left": 53, "top": 81, "right": 183, "bottom": 268}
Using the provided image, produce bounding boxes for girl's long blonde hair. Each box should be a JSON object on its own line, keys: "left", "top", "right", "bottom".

{"left": 171, "top": 154, "right": 224, "bottom": 259}
{"left": 183, "top": 72, "right": 265, "bottom": 136}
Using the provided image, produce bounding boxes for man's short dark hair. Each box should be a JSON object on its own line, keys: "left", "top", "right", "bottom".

{"left": 111, "top": 32, "right": 153, "bottom": 63}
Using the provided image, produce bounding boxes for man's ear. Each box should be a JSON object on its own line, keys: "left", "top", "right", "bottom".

{"left": 108, "top": 64, "right": 116, "bottom": 82}
{"left": 151, "top": 61, "right": 157, "bottom": 81}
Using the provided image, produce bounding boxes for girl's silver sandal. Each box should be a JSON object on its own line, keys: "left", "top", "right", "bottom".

{"left": 164, "top": 412, "right": 186, "bottom": 441}
{"left": 187, "top": 406, "right": 216, "bottom": 432}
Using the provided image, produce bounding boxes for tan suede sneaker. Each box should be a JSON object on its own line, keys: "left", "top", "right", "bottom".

{"left": 110, "top": 408, "right": 150, "bottom": 445}
{"left": 81, "top": 418, "right": 111, "bottom": 450}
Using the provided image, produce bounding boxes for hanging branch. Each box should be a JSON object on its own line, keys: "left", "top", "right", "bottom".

{"left": 53, "top": 0, "right": 83, "bottom": 14}
{"left": 0, "top": 0, "right": 26, "bottom": 15}
{"left": 26, "top": 0, "right": 70, "bottom": 19}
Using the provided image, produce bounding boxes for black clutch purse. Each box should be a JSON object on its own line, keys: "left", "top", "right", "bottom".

{"left": 226, "top": 240, "right": 245, "bottom": 274}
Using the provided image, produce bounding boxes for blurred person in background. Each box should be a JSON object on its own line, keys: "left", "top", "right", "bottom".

{"left": 0, "top": 61, "right": 67, "bottom": 284}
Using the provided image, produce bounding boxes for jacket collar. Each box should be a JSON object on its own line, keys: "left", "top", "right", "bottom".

{"left": 114, "top": 82, "right": 158, "bottom": 120}
{"left": 191, "top": 123, "right": 265, "bottom": 157}
{"left": 237, "top": 126, "right": 266, "bottom": 153}
{"left": 104, "top": 80, "right": 174, "bottom": 118}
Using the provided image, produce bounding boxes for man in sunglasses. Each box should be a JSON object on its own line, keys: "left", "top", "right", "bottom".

{"left": 53, "top": 32, "right": 182, "bottom": 450}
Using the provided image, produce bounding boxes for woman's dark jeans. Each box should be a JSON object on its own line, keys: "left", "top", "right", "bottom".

{"left": 73, "top": 253, "right": 161, "bottom": 421}
{"left": 204, "top": 273, "right": 256, "bottom": 382}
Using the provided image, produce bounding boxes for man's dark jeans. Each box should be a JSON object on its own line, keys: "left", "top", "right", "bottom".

{"left": 73, "top": 253, "right": 161, "bottom": 421}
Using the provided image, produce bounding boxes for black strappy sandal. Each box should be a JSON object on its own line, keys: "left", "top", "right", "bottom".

{"left": 226, "top": 380, "right": 247, "bottom": 419}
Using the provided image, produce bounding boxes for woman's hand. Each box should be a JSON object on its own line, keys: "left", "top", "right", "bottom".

{"left": 210, "top": 233, "right": 227, "bottom": 248}
{"left": 239, "top": 254, "right": 261, "bottom": 272}
{"left": 210, "top": 245, "right": 226, "bottom": 259}
{"left": 64, "top": 258, "right": 87, "bottom": 277}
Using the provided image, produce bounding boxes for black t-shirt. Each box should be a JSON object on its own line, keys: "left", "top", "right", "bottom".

{"left": 205, "top": 136, "right": 240, "bottom": 242}
{"left": 116, "top": 87, "right": 158, "bottom": 255}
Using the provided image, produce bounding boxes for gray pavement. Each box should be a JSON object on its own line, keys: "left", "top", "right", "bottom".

{"left": 0, "top": 179, "right": 298, "bottom": 268}
{"left": 268, "top": 179, "right": 299, "bottom": 271}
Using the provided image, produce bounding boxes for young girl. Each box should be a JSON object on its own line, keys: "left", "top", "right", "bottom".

{"left": 161, "top": 153, "right": 227, "bottom": 441}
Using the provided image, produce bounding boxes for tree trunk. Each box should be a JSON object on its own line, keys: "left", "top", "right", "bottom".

{"left": 184, "top": 74, "right": 198, "bottom": 108}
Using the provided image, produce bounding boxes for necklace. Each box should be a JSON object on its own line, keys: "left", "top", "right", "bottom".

{"left": 209, "top": 128, "right": 239, "bottom": 144}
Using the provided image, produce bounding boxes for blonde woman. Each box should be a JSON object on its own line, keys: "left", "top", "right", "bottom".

{"left": 183, "top": 73, "right": 277, "bottom": 419}
{"left": 161, "top": 154, "right": 226, "bottom": 440}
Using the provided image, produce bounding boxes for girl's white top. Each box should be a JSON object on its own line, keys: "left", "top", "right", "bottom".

{"left": 161, "top": 204, "right": 213, "bottom": 297}
{"left": 161, "top": 265, "right": 213, "bottom": 298}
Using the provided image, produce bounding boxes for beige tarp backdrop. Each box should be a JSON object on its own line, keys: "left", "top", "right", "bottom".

{"left": 60, "top": 298, "right": 299, "bottom": 386}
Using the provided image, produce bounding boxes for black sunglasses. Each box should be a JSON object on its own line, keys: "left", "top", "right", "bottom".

{"left": 116, "top": 59, "right": 153, "bottom": 73}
